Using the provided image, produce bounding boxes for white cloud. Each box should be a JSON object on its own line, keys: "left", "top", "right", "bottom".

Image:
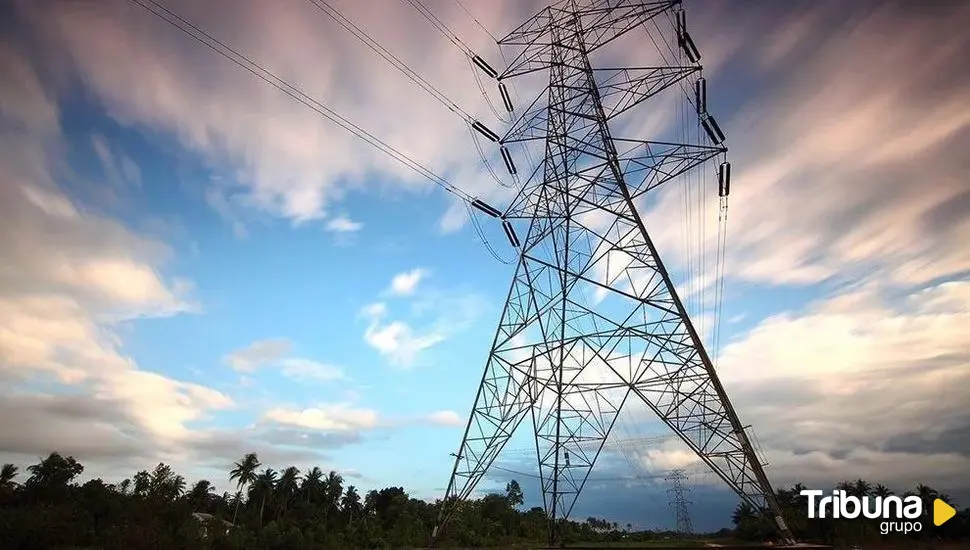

{"left": 278, "top": 358, "right": 345, "bottom": 382}
{"left": 388, "top": 268, "right": 428, "bottom": 297}
{"left": 223, "top": 338, "right": 292, "bottom": 372}
{"left": 325, "top": 215, "right": 363, "bottom": 233}
{"left": 709, "top": 279, "right": 970, "bottom": 490}
{"left": 264, "top": 405, "right": 470, "bottom": 433}
{"left": 641, "top": 2, "right": 970, "bottom": 290}
{"left": 363, "top": 270, "right": 487, "bottom": 366}
{"left": 427, "top": 410, "right": 463, "bottom": 427}
{"left": 92, "top": 134, "right": 142, "bottom": 189}
{"left": 223, "top": 339, "right": 346, "bottom": 382}
{"left": 16, "top": 0, "right": 525, "bottom": 232}
{"left": 264, "top": 404, "right": 379, "bottom": 431}
{"left": 362, "top": 301, "right": 446, "bottom": 367}
{"left": 0, "top": 39, "right": 231, "bottom": 457}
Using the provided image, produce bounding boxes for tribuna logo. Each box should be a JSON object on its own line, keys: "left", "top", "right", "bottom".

{"left": 800, "top": 489, "right": 924, "bottom": 534}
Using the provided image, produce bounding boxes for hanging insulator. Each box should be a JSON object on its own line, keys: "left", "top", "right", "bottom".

{"left": 694, "top": 77, "right": 707, "bottom": 115}
{"left": 564, "top": 451, "right": 570, "bottom": 467}
{"left": 500, "top": 145, "right": 517, "bottom": 175}
{"left": 472, "top": 55, "right": 498, "bottom": 79}
{"left": 471, "top": 198, "right": 502, "bottom": 218}
{"left": 718, "top": 161, "right": 731, "bottom": 197}
{"left": 502, "top": 220, "right": 520, "bottom": 248}
{"left": 498, "top": 82, "right": 514, "bottom": 113}
{"left": 471, "top": 120, "right": 500, "bottom": 142}
{"left": 681, "top": 32, "right": 701, "bottom": 63}
{"left": 675, "top": 9, "right": 686, "bottom": 45}
{"left": 701, "top": 114, "right": 726, "bottom": 145}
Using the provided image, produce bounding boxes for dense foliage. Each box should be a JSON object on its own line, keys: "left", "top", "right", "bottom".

{"left": 0, "top": 452, "right": 966, "bottom": 549}
{"left": 0, "top": 452, "right": 649, "bottom": 549}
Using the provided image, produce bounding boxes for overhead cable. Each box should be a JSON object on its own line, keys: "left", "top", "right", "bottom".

{"left": 126, "top": 0, "right": 478, "bottom": 205}
{"left": 302, "top": 0, "right": 475, "bottom": 124}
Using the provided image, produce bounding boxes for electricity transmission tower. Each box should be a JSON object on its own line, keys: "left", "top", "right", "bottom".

{"left": 119, "top": 4, "right": 787, "bottom": 543}
{"left": 434, "top": 0, "right": 794, "bottom": 546}
{"left": 666, "top": 469, "right": 693, "bottom": 535}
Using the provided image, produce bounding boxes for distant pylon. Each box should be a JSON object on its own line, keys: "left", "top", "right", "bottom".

{"left": 433, "top": 0, "right": 794, "bottom": 546}
{"left": 666, "top": 469, "right": 693, "bottom": 535}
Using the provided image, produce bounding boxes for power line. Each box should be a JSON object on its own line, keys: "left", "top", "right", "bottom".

{"left": 300, "top": 0, "right": 521, "bottom": 214}
{"left": 453, "top": 0, "right": 498, "bottom": 43}
{"left": 403, "top": 0, "right": 475, "bottom": 58}
{"left": 125, "top": 0, "right": 477, "bottom": 205}
{"left": 302, "top": 0, "right": 475, "bottom": 124}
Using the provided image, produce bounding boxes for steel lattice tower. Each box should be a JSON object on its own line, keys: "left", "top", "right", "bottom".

{"left": 666, "top": 469, "right": 694, "bottom": 535}
{"left": 433, "top": 0, "right": 793, "bottom": 546}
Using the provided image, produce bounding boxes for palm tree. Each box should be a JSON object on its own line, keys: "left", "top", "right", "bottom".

{"left": 873, "top": 484, "right": 892, "bottom": 498}
{"left": 852, "top": 479, "right": 872, "bottom": 497}
{"left": 341, "top": 485, "right": 362, "bottom": 528}
{"left": 250, "top": 468, "right": 278, "bottom": 527}
{"left": 188, "top": 479, "right": 215, "bottom": 511}
{"left": 732, "top": 501, "right": 756, "bottom": 526}
{"left": 229, "top": 453, "right": 261, "bottom": 525}
{"left": 847, "top": 479, "right": 873, "bottom": 543}
{"left": 25, "top": 452, "right": 83, "bottom": 490}
{"left": 170, "top": 475, "right": 187, "bottom": 500}
{"left": 229, "top": 490, "right": 243, "bottom": 517}
{"left": 276, "top": 466, "right": 300, "bottom": 520}
{"left": 302, "top": 466, "right": 324, "bottom": 504}
{"left": 0, "top": 464, "right": 18, "bottom": 490}
{"left": 915, "top": 484, "right": 939, "bottom": 524}
{"left": 323, "top": 470, "right": 344, "bottom": 526}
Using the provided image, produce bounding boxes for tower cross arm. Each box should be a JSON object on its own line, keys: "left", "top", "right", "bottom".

{"left": 498, "top": 0, "right": 679, "bottom": 79}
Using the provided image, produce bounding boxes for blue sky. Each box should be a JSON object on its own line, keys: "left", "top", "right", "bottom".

{"left": 1, "top": 0, "right": 969, "bottom": 532}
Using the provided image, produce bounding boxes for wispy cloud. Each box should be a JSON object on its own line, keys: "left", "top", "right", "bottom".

{"left": 643, "top": 1, "right": 970, "bottom": 290}
{"left": 264, "top": 405, "right": 467, "bottom": 431}
{"left": 714, "top": 279, "right": 970, "bottom": 491}
{"left": 223, "top": 338, "right": 292, "bottom": 372}
{"left": 0, "top": 38, "right": 230, "bottom": 457}
{"left": 17, "top": 0, "right": 526, "bottom": 233}
{"left": 278, "top": 358, "right": 345, "bottom": 383}
{"left": 325, "top": 215, "right": 363, "bottom": 233}
{"left": 264, "top": 403, "right": 379, "bottom": 431}
{"left": 223, "top": 338, "right": 346, "bottom": 382}
{"left": 364, "top": 269, "right": 486, "bottom": 367}
{"left": 387, "top": 268, "right": 428, "bottom": 297}
{"left": 427, "top": 410, "right": 463, "bottom": 427}
{"left": 361, "top": 302, "right": 446, "bottom": 367}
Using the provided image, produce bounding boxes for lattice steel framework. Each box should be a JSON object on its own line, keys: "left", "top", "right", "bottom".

{"left": 666, "top": 469, "right": 694, "bottom": 535}
{"left": 433, "top": 0, "right": 793, "bottom": 545}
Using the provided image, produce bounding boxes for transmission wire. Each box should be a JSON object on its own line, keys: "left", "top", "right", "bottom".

{"left": 454, "top": 0, "right": 499, "bottom": 43}
{"left": 126, "top": 0, "right": 477, "bottom": 206}
{"left": 403, "top": 0, "right": 475, "bottom": 58}
{"left": 301, "top": 0, "right": 519, "bottom": 260}
{"left": 302, "top": 0, "right": 475, "bottom": 124}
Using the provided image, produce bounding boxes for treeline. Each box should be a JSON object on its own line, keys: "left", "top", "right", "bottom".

{"left": 0, "top": 452, "right": 673, "bottom": 549}
{"left": 1, "top": 452, "right": 967, "bottom": 549}
{"left": 732, "top": 480, "right": 970, "bottom": 547}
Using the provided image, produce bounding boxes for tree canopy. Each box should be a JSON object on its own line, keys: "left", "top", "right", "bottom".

{"left": 0, "top": 451, "right": 966, "bottom": 549}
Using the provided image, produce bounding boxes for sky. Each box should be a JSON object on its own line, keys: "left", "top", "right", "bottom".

{"left": 1, "top": 0, "right": 970, "bottom": 533}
